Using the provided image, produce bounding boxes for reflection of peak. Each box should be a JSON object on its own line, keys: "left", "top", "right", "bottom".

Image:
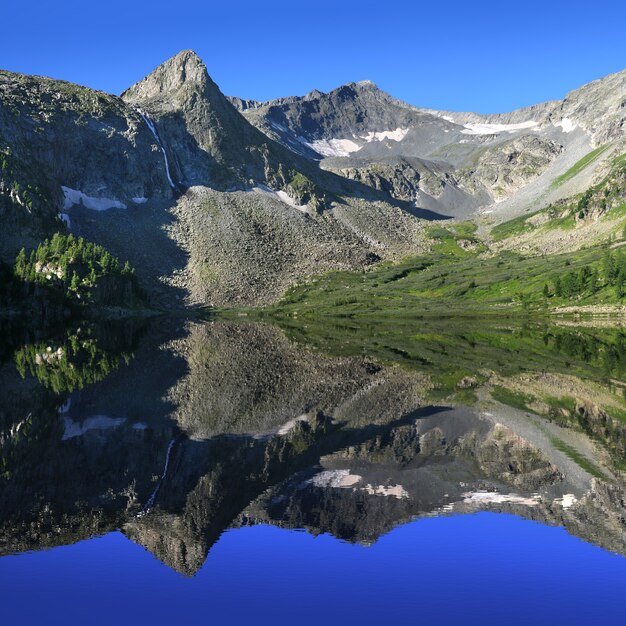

{"left": 124, "top": 515, "right": 207, "bottom": 577}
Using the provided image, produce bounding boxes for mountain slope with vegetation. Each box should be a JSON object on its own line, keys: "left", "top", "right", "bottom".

{"left": 1, "top": 52, "right": 626, "bottom": 310}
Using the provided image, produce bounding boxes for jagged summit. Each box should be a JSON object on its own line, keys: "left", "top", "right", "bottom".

{"left": 121, "top": 49, "right": 211, "bottom": 102}
{"left": 356, "top": 79, "right": 376, "bottom": 87}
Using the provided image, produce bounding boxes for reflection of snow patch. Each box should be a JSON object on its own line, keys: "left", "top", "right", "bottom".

{"left": 270, "top": 121, "right": 289, "bottom": 133}
{"left": 62, "top": 186, "right": 126, "bottom": 211}
{"left": 308, "top": 470, "right": 409, "bottom": 499}
{"left": 555, "top": 493, "right": 577, "bottom": 509}
{"left": 132, "top": 422, "right": 148, "bottom": 430}
{"left": 58, "top": 212, "right": 71, "bottom": 228}
{"left": 462, "top": 490, "right": 541, "bottom": 506}
{"left": 58, "top": 398, "right": 72, "bottom": 414}
{"left": 555, "top": 118, "right": 577, "bottom": 133}
{"left": 460, "top": 121, "right": 539, "bottom": 135}
{"left": 62, "top": 415, "right": 126, "bottom": 440}
{"left": 309, "top": 469, "right": 362, "bottom": 488}
{"left": 361, "top": 127, "right": 409, "bottom": 143}
{"left": 307, "top": 137, "right": 361, "bottom": 157}
{"left": 277, "top": 414, "right": 310, "bottom": 436}
{"left": 363, "top": 483, "right": 409, "bottom": 499}
{"left": 132, "top": 197, "right": 148, "bottom": 204}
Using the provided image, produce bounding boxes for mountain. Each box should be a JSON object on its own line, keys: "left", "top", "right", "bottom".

{"left": 0, "top": 51, "right": 429, "bottom": 307}
{"left": 233, "top": 71, "right": 626, "bottom": 221}
{"left": 1, "top": 51, "right": 626, "bottom": 309}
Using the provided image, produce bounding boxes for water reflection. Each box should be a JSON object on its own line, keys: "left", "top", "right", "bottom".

{"left": 1, "top": 318, "right": 626, "bottom": 576}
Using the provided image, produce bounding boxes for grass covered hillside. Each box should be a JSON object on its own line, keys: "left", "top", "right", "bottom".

{"left": 265, "top": 244, "right": 626, "bottom": 320}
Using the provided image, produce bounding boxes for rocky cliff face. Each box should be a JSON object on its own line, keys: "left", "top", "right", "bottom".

{"left": 0, "top": 69, "right": 174, "bottom": 258}
{"left": 121, "top": 50, "right": 326, "bottom": 200}
{"left": 458, "top": 135, "right": 564, "bottom": 201}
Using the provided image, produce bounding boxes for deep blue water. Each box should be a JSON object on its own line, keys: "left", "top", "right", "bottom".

{"left": 1, "top": 513, "right": 624, "bottom": 626}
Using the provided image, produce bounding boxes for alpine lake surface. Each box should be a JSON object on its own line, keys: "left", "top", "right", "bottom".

{"left": 2, "top": 315, "right": 626, "bottom": 625}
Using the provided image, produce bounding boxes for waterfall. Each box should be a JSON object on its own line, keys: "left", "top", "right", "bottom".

{"left": 138, "top": 438, "right": 176, "bottom": 518}
{"left": 137, "top": 108, "right": 176, "bottom": 189}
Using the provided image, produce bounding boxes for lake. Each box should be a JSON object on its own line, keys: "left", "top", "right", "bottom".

{"left": 1, "top": 317, "right": 626, "bottom": 625}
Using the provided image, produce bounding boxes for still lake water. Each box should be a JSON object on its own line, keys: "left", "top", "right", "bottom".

{"left": 1, "top": 318, "right": 626, "bottom": 624}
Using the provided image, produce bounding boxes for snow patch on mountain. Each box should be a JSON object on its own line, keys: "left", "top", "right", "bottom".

{"left": 252, "top": 185, "right": 309, "bottom": 211}
{"left": 555, "top": 118, "right": 577, "bottom": 133}
{"left": 62, "top": 186, "right": 127, "bottom": 211}
{"left": 460, "top": 121, "right": 540, "bottom": 135}
{"left": 306, "top": 137, "right": 361, "bottom": 157}
{"left": 361, "top": 127, "right": 409, "bottom": 142}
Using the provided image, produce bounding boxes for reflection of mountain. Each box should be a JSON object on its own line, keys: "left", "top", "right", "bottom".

{"left": 1, "top": 318, "right": 626, "bottom": 575}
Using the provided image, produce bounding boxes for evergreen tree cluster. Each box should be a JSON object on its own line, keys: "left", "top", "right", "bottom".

{"left": 13, "top": 233, "right": 134, "bottom": 300}
{"left": 549, "top": 251, "right": 626, "bottom": 300}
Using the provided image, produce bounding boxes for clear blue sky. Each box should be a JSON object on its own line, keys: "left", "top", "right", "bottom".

{"left": 2, "top": 0, "right": 625, "bottom": 113}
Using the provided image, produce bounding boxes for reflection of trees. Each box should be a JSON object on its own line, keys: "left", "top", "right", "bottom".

{"left": 546, "top": 329, "right": 626, "bottom": 377}
{"left": 278, "top": 317, "right": 626, "bottom": 381}
{"left": 13, "top": 326, "right": 136, "bottom": 394}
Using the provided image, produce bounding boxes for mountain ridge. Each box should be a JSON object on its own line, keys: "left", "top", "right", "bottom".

{"left": 1, "top": 50, "right": 626, "bottom": 309}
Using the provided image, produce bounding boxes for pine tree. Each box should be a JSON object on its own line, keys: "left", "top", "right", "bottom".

{"left": 555, "top": 276, "right": 563, "bottom": 297}
{"left": 15, "top": 248, "right": 27, "bottom": 278}
{"left": 616, "top": 269, "right": 626, "bottom": 299}
{"left": 70, "top": 272, "right": 80, "bottom": 291}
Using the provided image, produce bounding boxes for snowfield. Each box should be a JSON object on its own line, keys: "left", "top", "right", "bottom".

{"left": 62, "top": 186, "right": 127, "bottom": 211}
{"left": 252, "top": 184, "right": 309, "bottom": 211}
{"left": 555, "top": 118, "right": 577, "bottom": 133}
{"left": 460, "top": 120, "right": 540, "bottom": 135}
{"left": 361, "top": 127, "right": 409, "bottom": 142}
{"left": 306, "top": 137, "right": 361, "bottom": 157}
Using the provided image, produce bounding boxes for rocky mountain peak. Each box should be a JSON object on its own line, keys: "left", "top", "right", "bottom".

{"left": 121, "top": 49, "right": 210, "bottom": 103}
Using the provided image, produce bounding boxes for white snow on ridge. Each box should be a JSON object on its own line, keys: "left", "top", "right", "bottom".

{"left": 361, "top": 127, "right": 409, "bottom": 142}
{"left": 62, "top": 186, "right": 126, "bottom": 211}
{"left": 307, "top": 137, "right": 361, "bottom": 157}
{"left": 460, "top": 120, "right": 539, "bottom": 135}
{"left": 252, "top": 185, "right": 309, "bottom": 212}
{"left": 555, "top": 118, "right": 577, "bottom": 133}
{"left": 306, "top": 128, "right": 409, "bottom": 157}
